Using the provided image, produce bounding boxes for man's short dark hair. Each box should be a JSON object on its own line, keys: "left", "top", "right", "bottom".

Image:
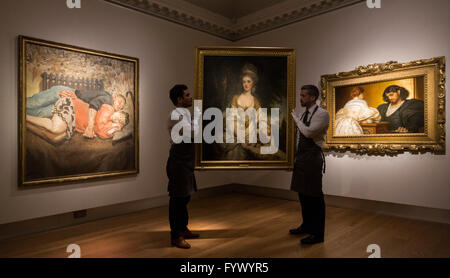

{"left": 169, "top": 84, "right": 188, "bottom": 106}
{"left": 383, "top": 85, "right": 409, "bottom": 103}
{"left": 301, "top": 85, "right": 320, "bottom": 101}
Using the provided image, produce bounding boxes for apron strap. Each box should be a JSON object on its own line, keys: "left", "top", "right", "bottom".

{"left": 302, "top": 105, "right": 319, "bottom": 126}
{"left": 320, "top": 149, "right": 326, "bottom": 174}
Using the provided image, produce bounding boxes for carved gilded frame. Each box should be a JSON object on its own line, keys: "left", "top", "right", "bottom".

{"left": 321, "top": 57, "right": 445, "bottom": 155}
{"left": 19, "top": 36, "right": 139, "bottom": 187}
{"left": 194, "top": 47, "right": 296, "bottom": 169}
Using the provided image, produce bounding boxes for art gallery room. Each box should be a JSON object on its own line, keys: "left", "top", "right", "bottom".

{"left": 0, "top": 0, "right": 449, "bottom": 262}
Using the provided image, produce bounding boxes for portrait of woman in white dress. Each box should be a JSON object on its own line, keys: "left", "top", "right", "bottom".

{"left": 334, "top": 87, "right": 381, "bottom": 136}
{"left": 200, "top": 55, "right": 289, "bottom": 163}
{"left": 221, "top": 63, "right": 275, "bottom": 160}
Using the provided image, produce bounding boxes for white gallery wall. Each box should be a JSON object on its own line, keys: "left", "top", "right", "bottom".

{"left": 236, "top": 0, "right": 450, "bottom": 210}
{"left": 0, "top": 0, "right": 231, "bottom": 225}
{"left": 0, "top": 0, "right": 449, "bottom": 226}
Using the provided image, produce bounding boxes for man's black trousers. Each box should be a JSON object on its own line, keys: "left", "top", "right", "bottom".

{"left": 169, "top": 195, "right": 191, "bottom": 239}
{"left": 298, "top": 193, "right": 325, "bottom": 238}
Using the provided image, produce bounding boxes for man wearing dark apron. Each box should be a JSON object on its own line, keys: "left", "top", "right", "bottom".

{"left": 167, "top": 84, "right": 200, "bottom": 249}
{"left": 289, "top": 85, "right": 330, "bottom": 244}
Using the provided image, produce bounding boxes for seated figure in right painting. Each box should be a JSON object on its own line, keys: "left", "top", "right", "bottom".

{"left": 335, "top": 87, "right": 381, "bottom": 136}
{"left": 376, "top": 85, "right": 424, "bottom": 133}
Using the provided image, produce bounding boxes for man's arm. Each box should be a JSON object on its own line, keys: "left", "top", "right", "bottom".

{"left": 94, "top": 105, "right": 115, "bottom": 138}
{"left": 74, "top": 90, "right": 113, "bottom": 138}
{"left": 403, "top": 100, "right": 424, "bottom": 132}
{"left": 292, "top": 110, "right": 329, "bottom": 138}
{"left": 75, "top": 90, "right": 113, "bottom": 110}
{"left": 377, "top": 104, "right": 388, "bottom": 121}
{"left": 84, "top": 108, "right": 97, "bottom": 138}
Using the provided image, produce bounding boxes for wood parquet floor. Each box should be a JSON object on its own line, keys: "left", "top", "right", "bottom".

{"left": 1, "top": 192, "right": 449, "bottom": 258}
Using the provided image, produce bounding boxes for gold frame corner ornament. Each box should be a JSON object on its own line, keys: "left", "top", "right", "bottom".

{"left": 321, "top": 56, "right": 445, "bottom": 155}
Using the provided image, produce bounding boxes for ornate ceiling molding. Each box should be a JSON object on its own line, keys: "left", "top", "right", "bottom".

{"left": 105, "top": 0, "right": 364, "bottom": 41}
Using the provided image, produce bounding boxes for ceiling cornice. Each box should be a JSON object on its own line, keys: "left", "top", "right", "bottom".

{"left": 105, "top": 0, "right": 364, "bottom": 41}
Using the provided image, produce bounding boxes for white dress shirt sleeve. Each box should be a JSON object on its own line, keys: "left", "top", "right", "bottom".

{"left": 293, "top": 111, "right": 329, "bottom": 138}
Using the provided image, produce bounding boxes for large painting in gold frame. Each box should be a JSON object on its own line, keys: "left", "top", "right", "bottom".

{"left": 19, "top": 36, "right": 139, "bottom": 187}
{"left": 321, "top": 57, "right": 445, "bottom": 155}
{"left": 194, "top": 47, "right": 296, "bottom": 169}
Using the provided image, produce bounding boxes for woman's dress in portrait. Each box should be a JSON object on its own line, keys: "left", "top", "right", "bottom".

{"left": 220, "top": 93, "right": 265, "bottom": 160}
{"left": 334, "top": 99, "right": 381, "bottom": 136}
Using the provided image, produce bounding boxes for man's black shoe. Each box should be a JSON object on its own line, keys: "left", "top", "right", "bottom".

{"left": 289, "top": 226, "right": 308, "bottom": 235}
{"left": 300, "top": 235, "right": 324, "bottom": 244}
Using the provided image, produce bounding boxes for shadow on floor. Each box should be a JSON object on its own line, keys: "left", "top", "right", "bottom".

{"left": 138, "top": 228, "right": 257, "bottom": 249}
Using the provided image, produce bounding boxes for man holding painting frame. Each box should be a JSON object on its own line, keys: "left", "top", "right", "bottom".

{"left": 166, "top": 84, "right": 201, "bottom": 249}
{"left": 166, "top": 52, "right": 444, "bottom": 249}
{"left": 289, "top": 85, "right": 330, "bottom": 245}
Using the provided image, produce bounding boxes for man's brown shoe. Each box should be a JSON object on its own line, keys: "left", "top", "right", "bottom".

{"left": 181, "top": 229, "right": 200, "bottom": 239}
{"left": 171, "top": 236, "right": 191, "bottom": 249}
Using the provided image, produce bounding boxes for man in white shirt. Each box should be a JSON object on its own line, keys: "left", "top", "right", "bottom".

{"left": 289, "top": 85, "right": 329, "bottom": 245}
{"left": 166, "top": 84, "right": 200, "bottom": 249}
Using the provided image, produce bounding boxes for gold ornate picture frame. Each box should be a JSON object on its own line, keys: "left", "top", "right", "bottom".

{"left": 194, "top": 47, "right": 296, "bottom": 169}
{"left": 19, "top": 36, "right": 139, "bottom": 187}
{"left": 321, "top": 57, "right": 445, "bottom": 155}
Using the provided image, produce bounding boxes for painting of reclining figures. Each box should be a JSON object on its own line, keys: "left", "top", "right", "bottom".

{"left": 19, "top": 36, "right": 139, "bottom": 186}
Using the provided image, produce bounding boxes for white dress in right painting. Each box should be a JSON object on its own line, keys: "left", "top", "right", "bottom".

{"left": 335, "top": 87, "right": 381, "bottom": 136}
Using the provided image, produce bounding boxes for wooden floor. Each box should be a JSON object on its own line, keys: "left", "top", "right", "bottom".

{"left": 1, "top": 192, "right": 449, "bottom": 258}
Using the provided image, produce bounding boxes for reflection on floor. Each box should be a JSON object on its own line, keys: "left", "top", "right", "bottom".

{"left": 0, "top": 192, "right": 449, "bottom": 258}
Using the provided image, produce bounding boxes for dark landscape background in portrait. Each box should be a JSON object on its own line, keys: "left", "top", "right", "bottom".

{"left": 201, "top": 55, "right": 287, "bottom": 161}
